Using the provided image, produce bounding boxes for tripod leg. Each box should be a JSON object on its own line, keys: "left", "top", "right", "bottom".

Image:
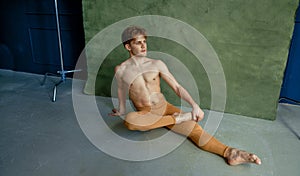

{"left": 41, "top": 73, "right": 58, "bottom": 86}
{"left": 52, "top": 85, "right": 57, "bottom": 102}
{"left": 52, "top": 80, "right": 63, "bottom": 102}
{"left": 41, "top": 73, "right": 49, "bottom": 86}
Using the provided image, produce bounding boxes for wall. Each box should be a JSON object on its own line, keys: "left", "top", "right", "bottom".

{"left": 280, "top": 6, "right": 300, "bottom": 104}
{"left": 0, "top": 0, "right": 85, "bottom": 75}
{"left": 82, "top": 0, "right": 299, "bottom": 120}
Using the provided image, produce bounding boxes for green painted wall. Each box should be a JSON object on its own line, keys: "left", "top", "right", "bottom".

{"left": 82, "top": 0, "right": 298, "bottom": 120}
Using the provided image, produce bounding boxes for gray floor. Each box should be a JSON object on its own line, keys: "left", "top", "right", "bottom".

{"left": 1, "top": 69, "right": 300, "bottom": 176}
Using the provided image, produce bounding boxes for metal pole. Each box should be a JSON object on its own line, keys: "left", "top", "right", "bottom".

{"left": 41, "top": 0, "right": 81, "bottom": 102}
{"left": 54, "top": 0, "right": 65, "bottom": 75}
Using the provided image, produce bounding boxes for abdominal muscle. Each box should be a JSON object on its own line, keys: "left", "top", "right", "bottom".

{"left": 120, "top": 59, "right": 164, "bottom": 108}
{"left": 128, "top": 77, "right": 165, "bottom": 108}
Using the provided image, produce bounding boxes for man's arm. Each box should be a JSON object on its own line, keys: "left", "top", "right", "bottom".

{"left": 157, "top": 60, "right": 204, "bottom": 121}
{"left": 109, "top": 66, "right": 127, "bottom": 116}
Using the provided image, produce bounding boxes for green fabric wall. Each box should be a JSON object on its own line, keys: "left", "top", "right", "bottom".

{"left": 82, "top": 0, "right": 299, "bottom": 120}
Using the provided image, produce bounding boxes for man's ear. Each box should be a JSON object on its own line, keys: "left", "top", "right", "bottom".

{"left": 124, "top": 44, "right": 131, "bottom": 51}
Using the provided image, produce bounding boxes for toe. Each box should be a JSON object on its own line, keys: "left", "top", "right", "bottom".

{"left": 251, "top": 154, "right": 261, "bottom": 165}
{"left": 256, "top": 157, "right": 262, "bottom": 165}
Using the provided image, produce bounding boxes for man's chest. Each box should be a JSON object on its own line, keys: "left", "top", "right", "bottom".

{"left": 121, "top": 65, "right": 160, "bottom": 86}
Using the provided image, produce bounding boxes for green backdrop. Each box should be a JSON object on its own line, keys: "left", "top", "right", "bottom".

{"left": 82, "top": 0, "right": 298, "bottom": 120}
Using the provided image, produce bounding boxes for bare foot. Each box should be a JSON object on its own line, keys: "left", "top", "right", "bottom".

{"left": 173, "top": 112, "right": 194, "bottom": 124}
{"left": 225, "top": 148, "right": 262, "bottom": 166}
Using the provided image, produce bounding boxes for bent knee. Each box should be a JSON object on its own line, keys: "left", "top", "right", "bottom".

{"left": 124, "top": 112, "right": 150, "bottom": 131}
{"left": 125, "top": 111, "right": 136, "bottom": 119}
{"left": 124, "top": 112, "right": 138, "bottom": 126}
{"left": 124, "top": 121, "right": 135, "bottom": 130}
{"left": 124, "top": 121, "right": 151, "bottom": 131}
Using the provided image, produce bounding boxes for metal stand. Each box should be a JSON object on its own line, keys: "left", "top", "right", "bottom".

{"left": 41, "top": 0, "right": 81, "bottom": 102}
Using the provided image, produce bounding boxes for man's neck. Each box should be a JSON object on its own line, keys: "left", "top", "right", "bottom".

{"left": 130, "top": 56, "right": 146, "bottom": 66}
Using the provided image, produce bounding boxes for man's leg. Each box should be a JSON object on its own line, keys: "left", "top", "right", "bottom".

{"left": 124, "top": 110, "right": 175, "bottom": 131}
{"left": 166, "top": 120, "right": 228, "bottom": 156}
{"left": 164, "top": 103, "right": 261, "bottom": 165}
{"left": 124, "top": 102, "right": 227, "bottom": 155}
{"left": 124, "top": 103, "right": 261, "bottom": 165}
{"left": 124, "top": 101, "right": 193, "bottom": 131}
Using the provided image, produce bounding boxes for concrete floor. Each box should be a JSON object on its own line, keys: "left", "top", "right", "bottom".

{"left": 1, "top": 69, "right": 300, "bottom": 176}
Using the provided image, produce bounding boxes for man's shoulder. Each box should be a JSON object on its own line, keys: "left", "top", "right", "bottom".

{"left": 149, "top": 59, "right": 166, "bottom": 68}
{"left": 148, "top": 59, "right": 169, "bottom": 73}
{"left": 147, "top": 58, "right": 164, "bottom": 65}
{"left": 115, "top": 59, "right": 130, "bottom": 72}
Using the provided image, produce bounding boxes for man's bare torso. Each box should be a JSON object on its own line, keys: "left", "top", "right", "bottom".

{"left": 116, "top": 57, "right": 164, "bottom": 107}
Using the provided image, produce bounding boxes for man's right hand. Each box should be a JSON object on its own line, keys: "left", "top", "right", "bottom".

{"left": 108, "top": 108, "right": 123, "bottom": 117}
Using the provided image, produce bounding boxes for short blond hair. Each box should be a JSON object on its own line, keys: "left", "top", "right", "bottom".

{"left": 121, "top": 26, "right": 147, "bottom": 46}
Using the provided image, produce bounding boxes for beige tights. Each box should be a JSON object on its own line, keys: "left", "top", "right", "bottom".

{"left": 124, "top": 101, "right": 228, "bottom": 157}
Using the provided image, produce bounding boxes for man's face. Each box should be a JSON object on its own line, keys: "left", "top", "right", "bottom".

{"left": 126, "top": 35, "right": 147, "bottom": 57}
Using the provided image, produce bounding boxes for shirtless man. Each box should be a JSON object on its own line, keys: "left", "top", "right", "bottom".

{"left": 109, "top": 26, "right": 261, "bottom": 166}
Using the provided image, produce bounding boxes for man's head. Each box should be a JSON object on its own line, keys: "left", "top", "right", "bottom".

{"left": 121, "top": 26, "right": 148, "bottom": 57}
{"left": 121, "top": 26, "right": 147, "bottom": 46}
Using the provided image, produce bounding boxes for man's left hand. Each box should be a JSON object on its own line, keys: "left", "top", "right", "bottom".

{"left": 192, "top": 104, "right": 204, "bottom": 122}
